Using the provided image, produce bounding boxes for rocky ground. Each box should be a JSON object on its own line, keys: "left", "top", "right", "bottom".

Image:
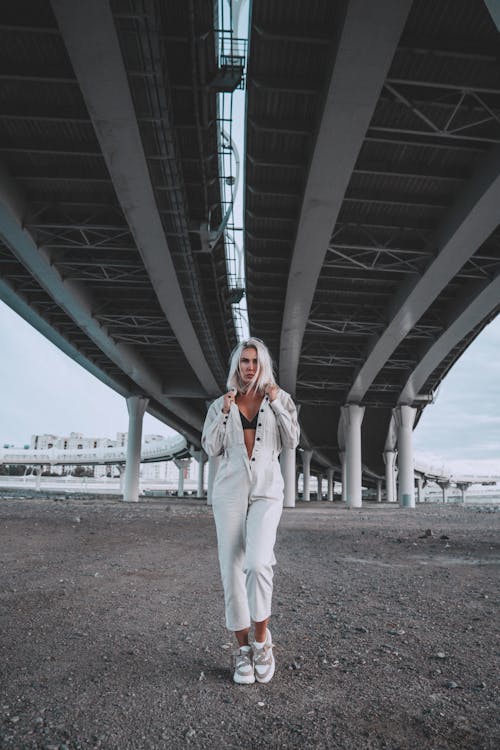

{"left": 0, "top": 494, "right": 498, "bottom": 750}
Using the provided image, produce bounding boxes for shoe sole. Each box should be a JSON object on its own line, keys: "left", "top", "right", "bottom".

{"left": 255, "top": 658, "right": 275, "bottom": 684}
{"left": 233, "top": 674, "right": 255, "bottom": 685}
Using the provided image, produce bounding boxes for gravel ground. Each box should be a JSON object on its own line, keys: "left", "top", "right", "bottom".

{"left": 0, "top": 495, "right": 498, "bottom": 750}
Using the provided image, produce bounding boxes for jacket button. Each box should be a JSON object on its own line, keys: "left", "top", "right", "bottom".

{"left": 251, "top": 457, "right": 255, "bottom": 461}
{"left": 260, "top": 409, "right": 264, "bottom": 413}
{"left": 258, "top": 423, "right": 262, "bottom": 426}
{"left": 256, "top": 437, "right": 261, "bottom": 441}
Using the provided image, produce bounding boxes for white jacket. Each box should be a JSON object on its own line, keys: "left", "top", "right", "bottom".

{"left": 201, "top": 389, "right": 300, "bottom": 501}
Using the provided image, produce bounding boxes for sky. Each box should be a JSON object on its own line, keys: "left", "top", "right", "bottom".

{"left": 1, "top": 298, "right": 499, "bottom": 476}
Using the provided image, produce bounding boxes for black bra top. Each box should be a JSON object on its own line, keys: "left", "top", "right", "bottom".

{"left": 239, "top": 409, "right": 258, "bottom": 430}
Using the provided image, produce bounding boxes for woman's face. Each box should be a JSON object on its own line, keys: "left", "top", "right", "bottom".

{"left": 239, "top": 347, "right": 258, "bottom": 386}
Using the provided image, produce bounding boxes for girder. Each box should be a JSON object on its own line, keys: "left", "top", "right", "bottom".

{"left": 279, "top": 0, "right": 414, "bottom": 395}
{"left": 348, "top": 145, "right": 500, "bottom": 401}
{"left": 399, "top": 271, "right": 500, "bottom": 404}
{"left": 50, "top": 0, "right": 224, "bottom": 395}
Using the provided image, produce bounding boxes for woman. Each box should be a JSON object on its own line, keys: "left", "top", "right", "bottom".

{"left": 202, "top": 337, "right": 299, "bottom": 684}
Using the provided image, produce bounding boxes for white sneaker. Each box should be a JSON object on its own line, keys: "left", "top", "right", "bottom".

{"left": 253, "top": 629, "right": 275, "bottom": 684}
{"left": 232, "top": 645, "right": 255, "bottom": 684}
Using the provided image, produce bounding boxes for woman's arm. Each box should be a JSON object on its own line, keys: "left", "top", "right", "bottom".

{"left": 269, "top": 390, "right": 300, "bottom": 449}
{"left": 201, "top": 399, "right": 228, "bottom": 457}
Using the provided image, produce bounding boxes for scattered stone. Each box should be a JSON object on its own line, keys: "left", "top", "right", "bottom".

{"left": 440, "top": 534, "right": 450, "bottom": 540}
{"left": 10, "top": 716, "right": 19, "bottom": 724}
{"left": 419, "top": 529, "right": 433, "bottom": 538}
{"left": 446, "top": 681, "right": 459, "bottom": 689}
{"left": 199, "top": 671, "right": 205, "bottom": 681}
{"left": 257, "top": 701, "right": 265, "bottom": 707}
{"left": 185, "top": 727, "right": 196, "bottom": 739}
{"left": 436, "top": 652, "right": 446, "bottom": 659}
{"left": 291, "top": 661, "right": 301, "bottom": 670}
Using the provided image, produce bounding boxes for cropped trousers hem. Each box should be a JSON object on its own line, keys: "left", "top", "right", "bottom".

{"left": 212, "top": 483, "right": 283, "bottom": 632}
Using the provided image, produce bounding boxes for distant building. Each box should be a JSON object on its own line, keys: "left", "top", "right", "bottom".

{"left": 26, "top": 431, "right": 189, "bottom": 484}
{"left": 31, "top": 433, "right": 58, "bottom": 450}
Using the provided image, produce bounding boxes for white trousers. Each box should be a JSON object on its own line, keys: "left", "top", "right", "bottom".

{"left": 212, "top": 455, "right": 283, "bottom": 631}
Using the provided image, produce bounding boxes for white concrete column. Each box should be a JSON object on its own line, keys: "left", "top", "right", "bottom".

{"left": 327, "top": 468, "right": 334, "bottom": 502}
{"left": 457, "top": 482, "right": 470, "bottom": 503}
{"left": 193, "top": 450, "right": 207, "bottom": 497}
{"left": 35, "top": 466, "right": 41, "bottom": 491}
{"left": 206, "top": 455, "right": 221, "bottom": 506}
{"left": 341, "top": 404, "right": 365, "bottom": 508}
{"left": 118, "top": 465, "right": 125, "bottom": 494}
{"left": 416, "top": 475, "right": 424, "bottom": 504}
{"left": 302, "top": 450, "right": 312, "bottom": 502}
{"left": 123, "top": 395, "right": 149, "bottom": 502}
{"left": 339, "top": 451, "right": 347, "bottom": 503}
{"left": 280, "top": 447, "right": 296, "bottom": 508}
{"left": 174, "top": 458, "right": 190, "bottom": 497}
{"left": 376, "top": 478, "right": 382, "bottom": 503}
{"left": 383, "top": 450, "right": 397, "bottom": 503}
{"left": 393, "top": 405, "right": 417, "bottom": 508}
{"left": 438, "top": 480, "right": 450, "bottom": 503}
{"left": 317, "top": 473, "right": 324, "bottom": 500}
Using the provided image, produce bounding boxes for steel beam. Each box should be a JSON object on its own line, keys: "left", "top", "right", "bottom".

{"left": 0, "top": 161, "right": 203, "bottom": 432}
{"left": 0, "top": 278, "right": 201, "bottom": 444}
{"left": 398, "top": 273, "right": 500, "bottom": 404}
{"left": 348, "top": 144, "right": 500, "bottom": 401}
{"left": 279, "top": 0, "right": 413, "bottom": 395}
{"left": 50, "top": 0, "right": 220, "bottom": 396}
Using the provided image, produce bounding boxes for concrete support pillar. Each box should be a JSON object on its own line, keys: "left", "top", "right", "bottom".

{"left": 35, "top": 466, "right": 41, "bottom": 491}
{"left": 393, "top": 405, "right": 417, "bottom": 508}
{"left": 207, "top": 455, "right": 221, "bottom": 506}
{"left": 174, "top": 458, "right": 190, "bottom": 497}
{"left": 383, "top": 450, "right": 397, "bottom": 503}
{"left": 416, "top": 475, "right": 424, "bottom": 504}
{"left": 438, "top": 480, "right": 450, "bottom": 503}
{"left": 457, "top": 482, "right": 470, "bottom": 503}
{"left": 280, "top": 447, "right": 296, "bottom": 508}
{"left": 376, "top": 478, "right": 382, "bottom": 503}
{"left": 178, "top": 464, "right": 184, "bottom": 496}
{"left": 312, "top": 473, "right": 319, "bottom": 501}
{"left": 123, "top": 395, "right": 148, "bottom": 502}
{"left": 341, "top": 404, "right": 365, "bottom": 508}
{"left": 302, "top": 450, "right": 312, "bottom": 502}
{"left": 327, "top": 468, "right": 334, "bottom": 502}
{"left": 193, "top": 450, "right": 207, "bottom": 497}
{"left": 318, "top": 473, "right": 325, "bottom": 500}
{"left": 339, "top": 451, "right": 347, "bottom": 503}
{"left": 118, "top": 465, "right": 125, "bottom": 494}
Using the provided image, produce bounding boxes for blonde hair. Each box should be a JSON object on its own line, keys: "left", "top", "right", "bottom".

{"left": 226, "top": 337, "right": 276, "bottom": 394}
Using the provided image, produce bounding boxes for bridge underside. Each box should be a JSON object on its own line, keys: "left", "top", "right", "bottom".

{"left": 0, "top": 1, "right": 499, "bottom": 482}
{"left": 0, "top": 0, "right": 237, "bottom": 444}
{"left": 245, "top": 0, "right": 500, "bottom": 479}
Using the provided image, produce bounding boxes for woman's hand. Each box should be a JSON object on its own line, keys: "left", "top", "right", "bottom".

{"left": 265, "top": 384, "right": 280, "bottom": 402}
{"left": 222, "top": 388, "right": 236, "bottom": 414}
